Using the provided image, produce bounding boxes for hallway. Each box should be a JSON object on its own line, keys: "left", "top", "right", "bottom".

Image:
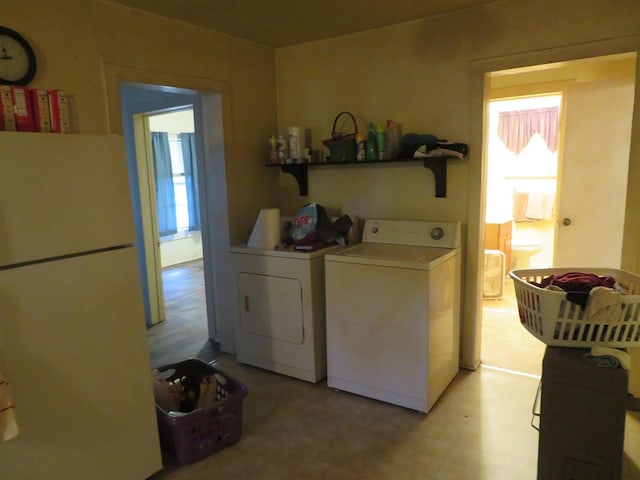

{"left": 146, "top": 259, "right": 219, "bottom": 368}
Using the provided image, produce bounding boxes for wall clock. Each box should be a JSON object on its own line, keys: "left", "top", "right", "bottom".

{"left": 0, "top": 26, "right": 36, "bottom": 85}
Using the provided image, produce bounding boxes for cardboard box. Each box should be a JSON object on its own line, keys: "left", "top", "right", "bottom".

{"left": 48, "top": 90, "right": 78, "bottom": 133}
{"left": 0, "top": 85, "right": 17, "bottom": 131}
{"left": 31, "top": 89, "right": 52, "bottom": 133}
{"left": 11, "top": 86, "right": 35, "bottom": 132}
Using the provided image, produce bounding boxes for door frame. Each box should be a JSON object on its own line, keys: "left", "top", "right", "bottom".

{"left": 103, "top": 64, "right": 237, "bottom": 352}
{"left": 465, "top": 37, "right": 640, "bottom": 370}
{"left": 487, "top": 84, "right": 568, "bottom": 269}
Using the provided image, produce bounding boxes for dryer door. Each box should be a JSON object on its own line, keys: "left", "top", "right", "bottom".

{"left": 237, "top": 273, "right": 304, "bottom": 344}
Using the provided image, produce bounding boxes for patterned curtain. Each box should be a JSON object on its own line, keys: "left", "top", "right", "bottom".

{"left": 151, "top": 132, "right": 177, "bottom": 236}
{"left": 497, "top": 106, "right": 559, "bottom": 155}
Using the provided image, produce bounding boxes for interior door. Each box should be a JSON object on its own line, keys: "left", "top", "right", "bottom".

{"left": 554, "top": 75, "right": 634, "bottom": 268}
{"left": 133, "top": 114, "right": 166, "bottom": 325}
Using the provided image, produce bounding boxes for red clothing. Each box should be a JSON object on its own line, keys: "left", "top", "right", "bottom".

{"left": 534, "top": 272, "right": 616, "bottom": 292}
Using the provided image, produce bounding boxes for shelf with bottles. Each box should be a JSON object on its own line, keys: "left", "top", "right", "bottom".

{"left": 266, "top": 152, "right": 464, "bottom": 197}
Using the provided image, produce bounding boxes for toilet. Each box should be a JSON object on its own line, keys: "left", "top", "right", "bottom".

{"left": 511, "top": 241, "right": 542, "bottom": 269}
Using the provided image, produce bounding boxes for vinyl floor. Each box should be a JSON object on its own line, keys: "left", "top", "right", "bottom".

{"left": 146, "top": 261, "right": 640, "bottom": 479}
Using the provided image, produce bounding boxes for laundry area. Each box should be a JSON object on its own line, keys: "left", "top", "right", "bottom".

{"left": 227, "top": 126, "right": 468, "bottom": 412}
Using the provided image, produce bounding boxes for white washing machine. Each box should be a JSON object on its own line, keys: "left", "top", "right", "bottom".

{"left": 324, "top": 219, "right": 462, "bottom": 413}
{"left": 230, "top": 240, "right": 352, "bottom": 383}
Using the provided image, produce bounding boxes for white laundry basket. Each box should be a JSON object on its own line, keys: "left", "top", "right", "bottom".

{"left": 509, "top": 267, "right": 640, "bottom": 347}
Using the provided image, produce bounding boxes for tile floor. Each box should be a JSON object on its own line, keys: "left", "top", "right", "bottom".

{"left": 149, "top": 354, "right": 640, "bottom": 480}
{"left": 148, "top": 266, "right": 640, "bottom": 479}
{"left": 481, "top": 279, "right": 546, "bottom": 377}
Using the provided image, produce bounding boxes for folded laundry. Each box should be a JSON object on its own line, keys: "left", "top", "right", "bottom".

{"left": 421, "top": 147, "right": 465, "bottom": 160}
{"left": 398, "top": 133, "right": 468, "bottom": 159}
{"left": 398, "top": 133, "right": 445, "bottom": 158}
{"left": 582, "top": 352, "right": 620, "bottom": 368}
{"left": 582, "top": 346, "right": 630, "bottom": 369}
{"left": 433, "top": 142, "right": 468, "bottom": 156}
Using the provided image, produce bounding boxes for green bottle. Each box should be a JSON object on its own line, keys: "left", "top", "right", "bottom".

{"left": 366, "top": 122, "right": 377, "bottom": 160}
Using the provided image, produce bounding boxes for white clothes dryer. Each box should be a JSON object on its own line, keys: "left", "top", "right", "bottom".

{"left": 230, "top": 240, "right": 352, "bottom": 383}
{"left": 324, "top": 219, "right": 462, "bottom": 413}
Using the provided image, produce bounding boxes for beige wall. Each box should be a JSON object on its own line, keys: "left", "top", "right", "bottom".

{"left": 276, "top": 0, "right": 640, "bottom": 385}
{"left": 6, "top": 0, "right": 640, "bottom": 391}
{"left": 4, "top": 0, "right": 280, "bottom": 352}
{"left": 4, "top": 0, "right": 280, "bottom": 243}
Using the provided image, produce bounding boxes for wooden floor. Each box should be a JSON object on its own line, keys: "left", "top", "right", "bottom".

{"left": 146, "top": 259, "right": 221, "bottom": 369}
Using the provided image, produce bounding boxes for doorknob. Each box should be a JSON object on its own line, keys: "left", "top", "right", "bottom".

{"left": 562, "top": 217, "right": 572, "bottom": 226}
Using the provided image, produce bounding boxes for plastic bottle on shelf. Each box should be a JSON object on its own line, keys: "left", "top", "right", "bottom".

{"left": 385, "top": 120, "right": 401, "bottom": 160}
{"left": 376, "top": 125, "right": 386, "bottom": 160}
{"left": 366, "top": 122, "right": 377, "bottom": 161}
{"left": 356, "top": 133, "right": 366, "bottom": 161}
{"left": 276, "top": 135, "right": 288, "bottom": 163}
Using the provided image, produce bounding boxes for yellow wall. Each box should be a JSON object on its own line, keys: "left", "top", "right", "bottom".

{"left": 276, "top": 0, "right": 640, "bottom": 381}
{"left": 4, "top": 0, "right": 280, "bottom": 243}
{"left": 6, "top": 0, "right": 640, "bottom": 391}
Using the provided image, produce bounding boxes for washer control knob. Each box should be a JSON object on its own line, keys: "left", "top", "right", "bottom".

{"left": 431, "top": 227, "right": 444, "bottom": 240}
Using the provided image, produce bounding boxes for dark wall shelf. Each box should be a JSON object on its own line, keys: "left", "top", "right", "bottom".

{"left": 266, "top": 155, "right": 461, "bottom": 198}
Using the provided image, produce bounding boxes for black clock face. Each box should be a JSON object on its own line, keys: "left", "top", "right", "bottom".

{"left": 0, "top": 26, "right": 36, "bottom": 85}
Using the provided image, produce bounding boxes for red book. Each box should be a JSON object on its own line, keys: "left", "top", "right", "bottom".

{"left": 48, "top": 90, "right": 77, "bottom": 133}
{"left": 11, "top": 86, "right": 35, "bottom": 132}
{"left": 31, "top": 89, "right": 52, "bottom": 133}
{"left": 0, "top": 85, "right": 17, "bottom": 131}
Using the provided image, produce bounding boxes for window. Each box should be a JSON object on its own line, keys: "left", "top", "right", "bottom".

{"left": 150, "top": 129, "right": 200, "bottom": 237}
{"left": 168, "top": 134, "right": 190, "bottom": 232}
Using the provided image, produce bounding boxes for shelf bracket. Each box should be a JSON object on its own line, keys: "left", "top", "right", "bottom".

{"left": 423, "top": 157, "right": 447, "bottom": 198}
{"left": 280, "top": 164, "right": 308, "bottom": 196}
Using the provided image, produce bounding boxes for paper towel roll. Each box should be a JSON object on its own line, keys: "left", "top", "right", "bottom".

{"left": 248, "top": 208, "right": 281, "bottom": 249}
{"left": 288, "top": 126, "right": 303, "bottom": 160}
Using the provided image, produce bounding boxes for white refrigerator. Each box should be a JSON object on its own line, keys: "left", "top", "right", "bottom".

{"left": 0, "top": 132, "right": 162, "bottom": 479}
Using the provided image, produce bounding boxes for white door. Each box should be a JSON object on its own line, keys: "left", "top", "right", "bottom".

{"left": 554, "top": 75, "right": 634, "bottom": 268}
{"left": 133, "top": 113, "right": 166, "bottom": 325}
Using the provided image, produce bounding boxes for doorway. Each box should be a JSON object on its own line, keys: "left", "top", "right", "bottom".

{"left": 479, "top": 52, "right": 636, "bottom": 376}
{"left": 140, "top": 108, "right": 211, "bottom": 365}
{"left": 119, "top": 82, "right": 228, "bottom": 359}
{"left": 147, "top": 108, "right": 204, "bottom": 271}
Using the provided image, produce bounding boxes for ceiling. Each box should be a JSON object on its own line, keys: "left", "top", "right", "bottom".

{"left": 109, "top": 0, "right": 497, "bottom": 47}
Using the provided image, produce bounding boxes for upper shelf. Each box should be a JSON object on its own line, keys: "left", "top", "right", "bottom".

{"left": 266, "top": 155, "right": 462, "bottom": 198}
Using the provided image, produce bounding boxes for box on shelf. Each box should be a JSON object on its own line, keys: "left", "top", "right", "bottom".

{"left": 11, "top": 86, "right": 35, "bottom": 132}
{"left": 48, "top": 90, "right": 78, "bottom": 133}
{"left": 31, "top": 89, "right": 52, "bottom": 132}
{"left": 0, "top": 86, "right": 17, "bottom": 131}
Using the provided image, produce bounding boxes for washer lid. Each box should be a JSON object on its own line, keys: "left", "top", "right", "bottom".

{"left": 325, "top": 243, "right": 459, "bottom": 269}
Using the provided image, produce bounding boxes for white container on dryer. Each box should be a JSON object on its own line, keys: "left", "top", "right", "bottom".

{"left": 324, "top": 219, "right": 462, "bottom": 413}
{"left": 230, "top": 242, "right": 352, "bottom": 383}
